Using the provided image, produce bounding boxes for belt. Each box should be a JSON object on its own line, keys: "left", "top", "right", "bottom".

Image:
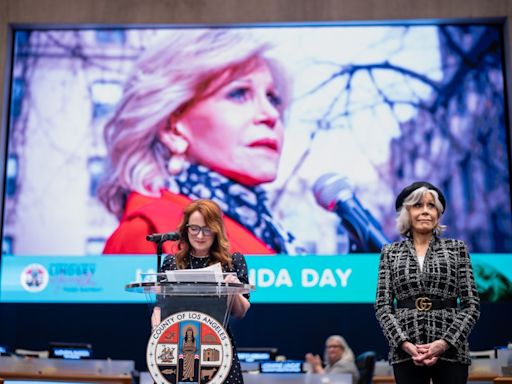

{"left": 396, "top": 297, "right": 458, "bottom": 311}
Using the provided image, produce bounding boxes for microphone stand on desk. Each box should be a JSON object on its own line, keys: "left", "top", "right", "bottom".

{"left": 156, "top": 241, "right": 164, "bottom": 275}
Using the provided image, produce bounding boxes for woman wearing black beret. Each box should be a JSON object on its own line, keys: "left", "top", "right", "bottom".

{"left": 375, "top": 181, "right": 480, "bottom": 384}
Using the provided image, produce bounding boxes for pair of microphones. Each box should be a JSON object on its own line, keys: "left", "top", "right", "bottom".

{"left": 145, "top": 173, "right": 388, "bottom": 252}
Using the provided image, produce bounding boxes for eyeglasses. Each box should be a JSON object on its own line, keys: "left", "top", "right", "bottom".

{"left": 326, "top": 345, "right": 342, "bottom": 349}
{"left": 186, "top": 224, "right": 214, "bottom": 237}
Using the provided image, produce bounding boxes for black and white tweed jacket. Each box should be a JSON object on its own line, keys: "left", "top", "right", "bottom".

{"left": 374, "top": 237, "right": 480, "bottom": 364}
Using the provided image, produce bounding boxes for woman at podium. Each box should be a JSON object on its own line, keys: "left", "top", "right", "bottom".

{"left": 157, "top": 198, "right": 251, "bottom": 383}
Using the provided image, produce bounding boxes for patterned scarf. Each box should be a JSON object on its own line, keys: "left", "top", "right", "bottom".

{"left": 168, "top": 164, "right": 296, "bottom": 254}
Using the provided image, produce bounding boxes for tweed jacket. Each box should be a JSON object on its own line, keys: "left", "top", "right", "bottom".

{"left": 375, "top": 237, "right": 480, "bottom": 364}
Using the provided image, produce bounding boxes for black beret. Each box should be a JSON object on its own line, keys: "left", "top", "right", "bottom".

{"left": 395, "top": 181, "right": 446, "bottom": 213}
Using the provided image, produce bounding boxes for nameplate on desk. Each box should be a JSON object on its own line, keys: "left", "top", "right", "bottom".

{"left": 238, "top": 351, "right": 272, "bottom": 362}
{"left": 260, "top": 361, "right": 303, "bottom": 373}
{"left": 49, "top": 342, "right": 92, "bottom": 360}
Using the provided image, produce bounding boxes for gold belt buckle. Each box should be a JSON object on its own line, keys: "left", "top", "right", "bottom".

{"left": 415, "top": 297, "right": 432, "bottom": 311}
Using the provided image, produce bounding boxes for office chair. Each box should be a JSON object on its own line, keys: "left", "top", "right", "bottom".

{"left": 356, "top": 351, "right": 376, "bottom": 384}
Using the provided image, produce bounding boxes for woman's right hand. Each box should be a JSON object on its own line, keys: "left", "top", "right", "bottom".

{"left": 151, "top": 307, "right": 161, "bottom": 331}
{"left": 401, "top": 341, "right": 424, "bottom": 366}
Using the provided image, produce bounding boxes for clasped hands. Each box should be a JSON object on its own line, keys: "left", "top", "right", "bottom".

{"left": 304, "top": 353, "right": 325, "bottom": 373}
{"left": 401, "top": 339, "right": 449, "bottom": 366}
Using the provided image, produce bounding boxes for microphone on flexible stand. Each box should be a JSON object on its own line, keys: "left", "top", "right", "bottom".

{"left": 145, "top": 231, "right": 181, "bottom": 273}
{"left": 146, "top": 231, "right": 181, "bottom": 243}
{"left": 313, "top": 173, "right": 389, "bottom": 253}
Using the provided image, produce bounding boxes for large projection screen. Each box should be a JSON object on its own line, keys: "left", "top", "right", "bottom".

{"left": 1, "top": 22, "right": 511, "bottom": 304}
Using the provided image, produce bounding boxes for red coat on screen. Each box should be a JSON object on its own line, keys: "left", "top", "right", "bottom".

{"left": 102, "top": 190, "right": 275, "bottom": 255}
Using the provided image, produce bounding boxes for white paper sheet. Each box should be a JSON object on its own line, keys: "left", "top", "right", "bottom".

{"left": 164, "top": 262, "right": 224, "bottom": 283}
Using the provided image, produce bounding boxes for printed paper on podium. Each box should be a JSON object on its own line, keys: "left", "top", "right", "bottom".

{"left": 164, "top": 262, "right": 224, "bottom": 283}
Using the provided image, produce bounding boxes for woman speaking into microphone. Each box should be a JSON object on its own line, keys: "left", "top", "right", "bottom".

{"left": 152, "top": 198, "right": 250, "bottom": 383}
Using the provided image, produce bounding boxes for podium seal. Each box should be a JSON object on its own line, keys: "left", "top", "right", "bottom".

{"left": 147, "top": 310, "right": 233, "bottom": 384}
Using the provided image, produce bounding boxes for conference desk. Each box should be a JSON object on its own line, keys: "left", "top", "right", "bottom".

{"left": 373, "top": 374, "right": 509, "bottom": 383}
{"left": 244, "top": 372, "right": 512, "bottom": 384}
{"left": 0, "top": 356, "right": 134, "bottom": 384}
{"left": 242, "top": 372, "right": 352, "bottom": 383}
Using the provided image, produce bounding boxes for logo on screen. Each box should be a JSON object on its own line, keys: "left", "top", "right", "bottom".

{"left": 147, "top": 310, "right": 232, "bottom": 384}
{"left": 19, "top": 263, "right": 49, "bottom": 292}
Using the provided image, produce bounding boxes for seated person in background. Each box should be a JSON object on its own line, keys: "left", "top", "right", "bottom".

{"left": 305, "top": 335, "right": 360, "bottom": 384}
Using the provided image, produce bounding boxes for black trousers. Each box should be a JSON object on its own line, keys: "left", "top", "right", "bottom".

{"left": 393, "top": 359, "right": 469, "bottom": 384}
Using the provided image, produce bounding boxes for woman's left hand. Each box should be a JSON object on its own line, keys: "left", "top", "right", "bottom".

{"left": 224, "top": 273, "right": 241, "bottom": 284}
{"left": 224, "top": 273, "right": 250, "bottom": 319}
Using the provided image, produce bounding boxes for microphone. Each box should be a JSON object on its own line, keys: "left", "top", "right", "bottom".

{"left": 313, "top": 173, "right": 389, "bottom": 252}
{"left": 146, "top": 231, "right": 181, "bottom": 243}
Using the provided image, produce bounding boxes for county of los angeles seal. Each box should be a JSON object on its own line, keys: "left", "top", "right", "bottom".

{"left": 147, "top": 310, "right": 232, "bottom": 384}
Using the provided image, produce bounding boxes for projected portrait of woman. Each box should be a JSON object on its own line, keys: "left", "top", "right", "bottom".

{"left": 3, "top": 25, "right": 511, "bottom": 261}
{"left": 98, "top": 29, "right": 299, "bottom": 255}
